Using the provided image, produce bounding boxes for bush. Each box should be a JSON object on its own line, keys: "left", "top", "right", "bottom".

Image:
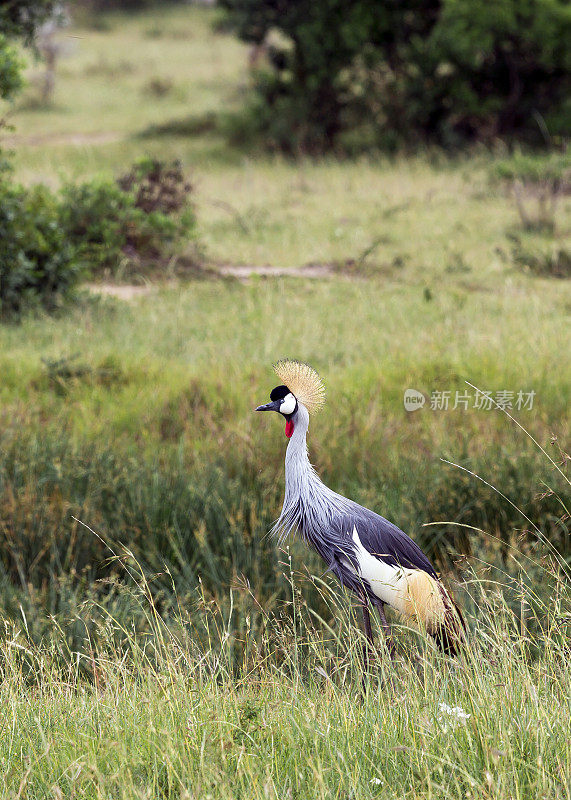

{"left": 60, "top": 159, "right": 197, "bottom": 277}
{"left": 0, "top": 183, "right": 82, "bottom": 318}
{"left": 221, "top": 0, "right": 571, "bottom": 152}
{"left": 117, "top": 158, "right": 192, "bottom": 215}
{"left": 0, "top": 160, "right": 198, "bottom": 318}
{"left": 425, "top": 0, "right": 570, "bottom": 142}
{"left": 510, "top": 236, "right": 571, "bottom": 278}
{"left": 492, "top": 152, "right": 571, "bottom": 187}
{"left": 220, "top": 0, "right": 383, "bottom": 153}
{"left": 0, "top": 35, "right": 23, "bottom": 101}
{"left": 492, "top": 151, "right": 570, "bottom": 232}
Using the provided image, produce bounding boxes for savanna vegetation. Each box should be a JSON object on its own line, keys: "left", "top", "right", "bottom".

{"left": 219, "top": 0, "right": 571, "bottom": 152}
{"left": 0, "top": 2, "right": 569, "bottom": 797}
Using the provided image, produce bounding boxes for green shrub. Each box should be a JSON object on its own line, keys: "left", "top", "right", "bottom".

{"left": 0, "top": 160, "right": 198, "bottom": 318}
{"left": 221, "top": 0, "right": 571, "bottom": 152}
{"left": 60, "top": 159, "right": 197, "bottom": 276}
{"left": 510, "top": 236, "right": 571, "bottom": 278}
{"left": 59, "top": 181, "right": 132, "bottom": 272}
{"left": 0, "top": 183, "right": 82, "bottom": 318}
{"left": 492, "top": 152, "right": 571, "bottom": 187}
{"left": 492, "top": 151, "right": 570, "bottom": 232}
{"left": 0, "top": 35, "right": 23, "bottom": 101}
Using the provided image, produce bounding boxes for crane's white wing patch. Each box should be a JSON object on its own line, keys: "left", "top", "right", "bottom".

{"left": 345, "top": 527, "right": 447, "bottom": 628}
{"left": 345, "top": 527, "right": 417, "bottom": 615}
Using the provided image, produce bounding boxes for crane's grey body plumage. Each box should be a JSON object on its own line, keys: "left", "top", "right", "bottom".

{"left": 258, "top": 365, "right": 465, "bottom": 656}
{"left": 271, "top": 405, "right": 436, "bottom": 603}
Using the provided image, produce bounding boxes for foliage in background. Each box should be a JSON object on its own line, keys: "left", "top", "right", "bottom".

{"left": 0, "top": 0, "right": 58, "bottom": 43}
{"left": 219, "top": 0, "right": 388, "bottom": 152}
{"left": 0, "top": 159, "right": 197, "bottom": 318}
{"left": 0, "top": 0, "right": 59, "bottom": 156}
{"left": 0, "top": 182, "right": 81, "bottom": 318}
{"left": 0, "top": 34, "right": 23, "bottom": 103}
{"left": 61, "top": 158, "right": 197, "bottom": 277}
{"left": 220, "top": 0, "right": 571, "bottom": 152}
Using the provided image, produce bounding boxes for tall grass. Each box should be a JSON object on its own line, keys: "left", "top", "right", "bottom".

{"left": 0, "top": 278, "right": 567, "bottom": 659}
{"left": 0, "top": 419, "right": 566, "bottom": 661}
{"left": 0, "top": 357, "right": 564, "bottom": 792}
{"left": 0, "top": 543, "right": 569, "bottom": 798}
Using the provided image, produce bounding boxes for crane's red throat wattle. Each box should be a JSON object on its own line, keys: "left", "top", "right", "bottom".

{"left": 285, "top": 419, "right": 294, "bottom": 438}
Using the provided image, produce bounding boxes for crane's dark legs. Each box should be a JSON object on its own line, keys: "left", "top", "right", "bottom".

{"left": 359, "top": 596, "right": 395, "bottom": 684}
{"left": 360, "top": 598, "right": 374, "bottom": 686}
{"left": 373, "top": 599, "right": 395, "bottom": 658}
{"left": 362, "top": 601, "right": 374, "bottom": 645}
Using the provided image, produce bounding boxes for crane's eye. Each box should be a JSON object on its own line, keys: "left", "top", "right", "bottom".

{"left": 279, "top": 393, "right": 297, "bottom": 416}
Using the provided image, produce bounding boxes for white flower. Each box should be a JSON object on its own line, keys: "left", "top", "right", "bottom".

{"left": 370, "top": 778, "right": 382, "bottom": 785}
{"left": 437, "top": 702, "right": 471, "bottom": 732}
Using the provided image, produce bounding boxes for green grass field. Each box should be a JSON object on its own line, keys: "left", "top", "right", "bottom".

{"left": 0, "top": 4, "right": 570, "bottom": 798}
{"left": 1, "top": 579, "right": 570, "bottom": 800}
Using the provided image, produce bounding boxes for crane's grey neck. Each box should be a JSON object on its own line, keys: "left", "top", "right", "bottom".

{"left": 271, "top": 403, "right": 352, "bottom": 545}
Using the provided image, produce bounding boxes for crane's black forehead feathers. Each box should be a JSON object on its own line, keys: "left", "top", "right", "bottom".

{"left": 270, "top": 385, "right": 291, "bottom": 401}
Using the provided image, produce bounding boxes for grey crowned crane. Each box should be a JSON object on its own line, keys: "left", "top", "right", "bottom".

{"left": 256, "top": 359, "right": 465, "bottom": 660}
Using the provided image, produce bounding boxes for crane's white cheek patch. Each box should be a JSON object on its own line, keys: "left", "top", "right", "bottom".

{"left": 279, "top": 393, "right": 296, "bottom": 416}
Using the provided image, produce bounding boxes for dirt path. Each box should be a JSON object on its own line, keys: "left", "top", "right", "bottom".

{"left": 216, "top": 264, "right": 334, "bottom": 279}
{"left": 86, "top": 265, "right": 334, "bottom": 300}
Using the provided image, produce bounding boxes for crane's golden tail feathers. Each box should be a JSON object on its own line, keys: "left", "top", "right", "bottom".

{"left": 431, "top": 583, "right": 466, "bottom": 656}
{"left": 399, "top": 570, "right": 466, "bottom": 656}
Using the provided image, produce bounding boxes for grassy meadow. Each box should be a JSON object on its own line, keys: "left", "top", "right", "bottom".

{"left": 1, "top": 581, "right": 570, "bottom": 800}
{"left": 0, "top": 3, "right": 569, "bottom": 797}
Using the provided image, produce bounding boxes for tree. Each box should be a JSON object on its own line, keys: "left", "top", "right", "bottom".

{"left": 0, "top": 0, "right": 58, "bottom": 41}
{"left": 219, "top": 0, "right": 403, "bottom": 151}
{"left": 221, "top": 0, "right": 571, "bottom": 151}
{"left": 426, "top": 0, "right": 571, "bottom": 139}
{"left": 0, "top": 1, "right": 60, "bottom": 101}
{"left": 0, "top": 1, "right": 59, "bottom": 164}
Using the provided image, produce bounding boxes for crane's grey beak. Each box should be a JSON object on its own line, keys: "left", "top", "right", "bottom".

{"left": 256, "top": 400, "right": 281, "bottom": 412}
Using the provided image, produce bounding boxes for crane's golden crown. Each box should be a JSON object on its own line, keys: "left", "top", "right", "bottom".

{"left": 273, "top": 359, "right": 326, "bottom": 415}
